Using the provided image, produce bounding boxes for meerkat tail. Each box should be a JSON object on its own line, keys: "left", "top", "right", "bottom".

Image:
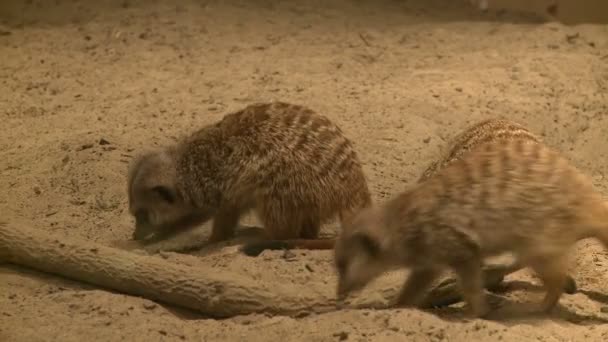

{"left": 240, "top": 239, "right": 335, "bottom": 257}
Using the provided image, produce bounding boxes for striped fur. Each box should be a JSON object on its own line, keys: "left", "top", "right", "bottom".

{"left": 418, "top": 118, "right": 541, "bottom": 182}
{"left": 127, "top": 102, "right": 371, "bottom": 244}
{"left": 335, "top": 138, "right": 608, "bottom": 317}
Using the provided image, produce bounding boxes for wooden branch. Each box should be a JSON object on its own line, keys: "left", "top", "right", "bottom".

{"left": 0, "top": 222, "right": 533, "bottom": 318}
{"left": 0, "top": 222, "right": 337, "bottom": 318}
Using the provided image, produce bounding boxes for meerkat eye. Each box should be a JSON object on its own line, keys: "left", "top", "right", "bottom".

{"left": 151, "top": 186, "right": 175, "bottom": 204}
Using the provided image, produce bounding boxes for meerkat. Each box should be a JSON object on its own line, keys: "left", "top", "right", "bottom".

{"left": 418, "top": 118, "right": 577, "bottom": 294}
{"left": 334, "top": 138, "right": 608, "bottom": 318}
{"left": 127, "top": 101, "right": 372, "bottom": 255}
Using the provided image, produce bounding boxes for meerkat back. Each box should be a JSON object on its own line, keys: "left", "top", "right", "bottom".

{"left": 418, "top": 118, "right": 540, "bottom": 182}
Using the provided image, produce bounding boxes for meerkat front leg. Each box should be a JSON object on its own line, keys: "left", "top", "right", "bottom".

{"left": 451, "top": 257, "right": 490, "bottom": 318}
{"left": 209, "top": 203, "right": 243, "bottom": 243}
{"left": 395, "top": 267, "right": 441, "bottom": 308}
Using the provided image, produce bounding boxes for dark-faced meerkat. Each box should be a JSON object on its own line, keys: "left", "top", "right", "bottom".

{"left": 127, "top": 102, "right": 372, "bottom": 255}
{"left": 418, "top": 118, "right": 577, "bottom": 294}
{"left": 334, "top": 138, "right": 608, "bottom": 318}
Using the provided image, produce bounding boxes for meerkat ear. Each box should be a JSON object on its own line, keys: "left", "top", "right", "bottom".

{"left": 151, "top": 185, "right": 176, "bottom": 204}
{"left": 351, "top": 232, "right": 380, "bottom": 258}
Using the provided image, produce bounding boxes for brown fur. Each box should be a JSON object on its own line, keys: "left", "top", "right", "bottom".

{"left": 127, "top": 101, "right": 372, "bottom": 251}
{"left": 334, "top": 138, "right": 608, "bottom": 318}
{"left": 418, "top": 118, "right": 577, "bottom": 294}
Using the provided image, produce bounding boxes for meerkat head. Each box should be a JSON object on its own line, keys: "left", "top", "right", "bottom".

{"left": 127, "top": 149, "right": 206, "bottom": 242}
{"left": 334, "top": 206, "right": 391, "bottom": 301}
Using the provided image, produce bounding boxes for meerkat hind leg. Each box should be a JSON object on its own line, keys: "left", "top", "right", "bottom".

{"left": 529, "top": 255, "right": 569, "bottom": 313}
{"left": 500, "top": 254, "right": 577, "bottom": 294}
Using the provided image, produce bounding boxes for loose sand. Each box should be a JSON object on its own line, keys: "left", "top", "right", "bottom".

{"left": 1, "top": 0, "right": 608, "bottom": 341}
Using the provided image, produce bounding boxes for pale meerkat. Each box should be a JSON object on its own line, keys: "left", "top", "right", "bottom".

{"left": 334, "top": 138, "right": 608, "bottom": 318}
{"left": 127, "top": 101, "right": 372, "bottom": 255}
{"left": 418, "top": 118, "right": 577, "bottom": 294}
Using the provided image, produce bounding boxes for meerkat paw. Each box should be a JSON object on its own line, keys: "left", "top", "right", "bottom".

{"left": 469, "top": 299, "right": 492, "bottom": 318}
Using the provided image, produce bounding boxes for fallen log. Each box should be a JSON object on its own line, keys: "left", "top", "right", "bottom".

{"left": 0, "top": 221, "right": 523, "bottom": 318}
{"left": 0, "top": 221, "right": 335, "bottom": 318}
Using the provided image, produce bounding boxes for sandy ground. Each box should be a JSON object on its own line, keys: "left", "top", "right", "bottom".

{"left": 2, "top": 0, "right": 608, "bottom": 341}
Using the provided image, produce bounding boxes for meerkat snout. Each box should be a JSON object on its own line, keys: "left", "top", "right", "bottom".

{"left": 334, "top": 208, "right": 392, "bottom": 300}
{"left": 335, "top": 232, "right": 388, "bottom": 301}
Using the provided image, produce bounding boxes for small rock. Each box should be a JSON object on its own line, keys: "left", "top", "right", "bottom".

{"left": 78, "top": 143, "right": 94, "bottom": 151}
{"left": 600, "top": 306, "right": 608, "bottom": 313}
{"left": 333, "top": 331, "right": 349, "bottom": 340}
{"left": 99, "top": 138, "right": 111, "bottom": 145}
{"left": 33, "top": 186, "right": 41, "bottom": 195}
{"left": 69, "top": 199, "right": 86, "bottom": 205}
{"left": 473, "top": 322, "right": 485, "bottom": 331}
{"left": 565, "top": 33, "right": 579, "bottom": 43}
{"left": 158, "top": 252, "right": 170, "bottom": 259}
{"left": 282, "top": 250, "right": 297, "bottom": 261}
{"left": 423, "top": 137, "right": 431, "bottom": 144}
{"left": 143, "top": 302, "right": 157, "bottom": 310}
{"left": 295, "top": 310, "right": 311, "bottom": 318}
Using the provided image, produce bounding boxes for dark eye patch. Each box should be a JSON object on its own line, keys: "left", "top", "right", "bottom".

{"left": 151, "top": 186, "right": 175, "bottom": 204}
{"left": 352, "top": 233, "right": 380, "bottom": 258}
